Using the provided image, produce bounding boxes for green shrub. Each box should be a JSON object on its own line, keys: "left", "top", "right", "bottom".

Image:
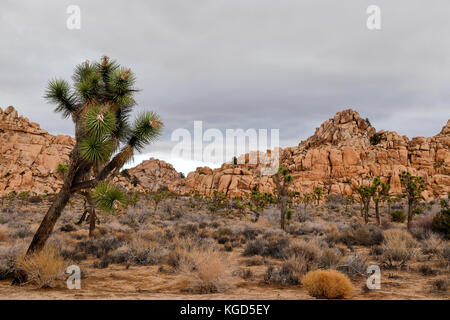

{"left": 391, "top": 210, "right": 406, "bottom": 223}
{"left": 432, "top": 208, "right": 450, "bottom": 239}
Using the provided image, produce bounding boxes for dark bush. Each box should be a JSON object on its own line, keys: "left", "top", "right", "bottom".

{"left": 391, "top": 210, "right": 406, "bottom": 223}
{"left": 432, "top": 208, "right": 450, "bottom": 239}
{"left": 264, "top": 264, "right": 299, "bottom": 285}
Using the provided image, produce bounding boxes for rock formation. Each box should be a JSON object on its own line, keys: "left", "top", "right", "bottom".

{"left": 0, "top": 106, "right": 74, "bottom": 195}
{"left": 1, "top": 106, "right": 448, "bottom": 199}
{"left": 118, "top": 158, "right": 183, "bottom": 193}
{"left": 169, "top": 109, "right": 450, "bottom": 199}
{"left": 0, "top": 106, "right": 182, "bottom": 195}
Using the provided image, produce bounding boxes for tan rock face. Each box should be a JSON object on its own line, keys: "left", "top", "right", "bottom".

{"left": 1, "top": 107, "right": 448, "bottom": 199}
{"left": 118, "top": 158, "right": 183, "bottom": 193}
{"left": 0, "top": 106, "right": 184, "bottom": 196}
{"left": 0, "top": 106, "right": 74, "bottom": 195}
{"left": 169, "top": 109, "right": 450, "bottom": 199}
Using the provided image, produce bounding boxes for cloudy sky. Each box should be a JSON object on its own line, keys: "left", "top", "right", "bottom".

{"left": 1, "top": 0, "right": 449, "bottom": 174}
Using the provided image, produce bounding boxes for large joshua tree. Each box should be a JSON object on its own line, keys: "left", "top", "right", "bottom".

{"left": 26, "top": 56, "right": 163, "bottom": 254}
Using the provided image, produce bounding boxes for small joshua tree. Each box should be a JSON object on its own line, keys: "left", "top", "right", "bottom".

{"left": 25, "top": 56, "right": 163, "bottom": 255}
{"left": 371, "top": 176, "right": 390, "bottom": 226}
{"left": 273, "top": 166, "right": 293, "bottom": 230}
{"left": 247, "top": 190, "right": 274, "bottom": 222}
{"left": 344, "top": 194, "right": 355, "bottom": 212}
{"left": 313, "top": 187, "right": 323, "bottom": 206}
{"left": 152, "top": 187, "right": 171, "bottom": 211}
{"left": 357, "top": 184, "right": 374, "bottom": 224}
{"left": 302, "top": 192, "right": 314, "bottom": 214}
{"left": 399, "top": 171, "right": 425, "bottom": 230}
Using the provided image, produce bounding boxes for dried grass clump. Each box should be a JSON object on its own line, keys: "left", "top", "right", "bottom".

{"left": 0, "top": 243, "right": 25, "bottom": 280}
{"left": 16, "top": 246, "right": 67, "bottom": 288}
{"left": 290, "top": 239, "right": 322, "bottom": 263}
{"left": 301, "top": 270, "right": 354, "bottom": 299}
{"left": 381, "top": 229, "right": 419, "bottom": 268}
{"left": 183, "top": 248, "right": 229, "bottom": 293}
{"left": 421, "top": 232, "right": 443, "bottom": 255}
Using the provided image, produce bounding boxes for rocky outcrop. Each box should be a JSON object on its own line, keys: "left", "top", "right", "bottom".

{"left": 0, "top": 106, "right": 74, "bottom": 195}
{"left": 1, "top": 106, "right": 448, "bottom": 199}
{"left": 118, "top": 158, "right": 183, "bottom": 193}
{"left": 169, "top": 109, "right": 450, "bottom": 199}
{"left": 0, "top": 106, "right": 182, "bottom": 196}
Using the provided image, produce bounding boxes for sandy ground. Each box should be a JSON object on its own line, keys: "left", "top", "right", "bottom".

{"left": 0, "top": 254, "right": 448, "bottom": 300}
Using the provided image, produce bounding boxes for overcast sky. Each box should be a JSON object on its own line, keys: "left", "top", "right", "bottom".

{"left": 1, "top": 0, "right": 449, "bottom": 174}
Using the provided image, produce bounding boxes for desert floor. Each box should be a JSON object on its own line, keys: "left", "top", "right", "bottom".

{"left": 0, "top": 194, "right": 448, "bottom": 300}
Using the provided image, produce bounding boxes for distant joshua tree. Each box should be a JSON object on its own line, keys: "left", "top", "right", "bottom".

{"left": 273, "top": 166, "right": 293, "bottom": 230}
{"left": 313, "top": 187, "right": 323, "bottom": 205}
{"left": 371, "top": 176, "right": 390, "bottom": 226}
{"left": 399, "top": 171, "right": 425, "bottom": 230}
{"left": 357, "top": 182, "right": 376, "bottom": 224}
{"left": 25, "top": 56, "right": 163, "bottom": 255}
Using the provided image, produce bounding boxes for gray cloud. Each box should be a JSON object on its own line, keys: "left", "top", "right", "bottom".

{"left": 1, "top": 0, "right": 449, "bottom": 169}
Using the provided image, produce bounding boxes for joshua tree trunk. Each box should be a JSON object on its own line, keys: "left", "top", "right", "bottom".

{"left": 26, "top": 154, "right": 80, "bottom": 254}
{"left": 407, "top": 199, "right": 414, "bottom": 230}
{"left": 86, "top": 193, "right": 96, "bottom": 238}
{"left": 375, "top": 201, "right": 381, "bottom": 226}
{"left": 280, "top": 195, "right": 287, "bottom": 230}
{"left": 363, "top": 202, "right": 370, "bottom": 224}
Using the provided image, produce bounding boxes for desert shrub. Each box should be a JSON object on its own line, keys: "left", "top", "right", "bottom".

{"left": 182, "top": 248, "right": 229, "bottom": 294}
{"left": 28, "top": 195, "right": 43, "bottom": 203}
{"left": 264, "top": 263, "right": 299, "bottom": 286}
{"left": 214, "top": 227, "right": 233, "bottom": 239}
{"left": 290, "top": 239, "right": 322, "bottom": 264}
{"left": 239, "top": 225, "right": 262, "bottom": 240}
{"left": 417, "top": 264, "right": 438, "bottom": 276}
{"left": 319, "top": 248, "right": 342, "bottom": 269}
{"left": 243, "top": 238, "right": 265, "bottom": 256}
{"left": 0, "top": 243, "right": 25, "bottom": 280}
{"left": 16, "top": 246, "right": 67, "bottom": 288}
{"left": 297, "top": 221, "right": 326, "bottom": 235}
{"left": 421, "top": 233, "right": 443, "bottom": 255}
{"left": 133, "top": 247, "right": 164, "bottom": 265}
{"left": 244, "top": 256, "right": 264, "bottom": 266}
{"left": 12, "top": 226, "right": 33, "bottom": 239}
{"left": 237, "top": 268, "right": 253, "bottom": 280}
{"left": 410, "top": 214, "right": 435, "bottom": 239}
{"left": 432, "top": 207, "right": 450, "bottom": 239}
{"left": 178, "top": 223, "right": 199, "bottom": 238}
{"left": 431, "top": 278, "right": 448, "bottom": 292}
{"left": 337, "top": 254, "right": 367, "bottom": 277}
{"left": 93, "top": 255, "right": 112, "bottom": 269}
{"left": 381, "top": 229, "right": 419, "bottom": 268}
{"left": 243, "top": 237, "right": 290, "bottom": 259}
{"left": 60, "top": 223, "right": 76, "bottom": 232}
{"left": 438, "top": 244, "right": 450, "bottom": 268}
{"left": 370, "top": 133, "right": 381, "bottom": 146}
{"left": 334, "top": 225, "right": 383, "bottom": 246}
{"left": 60, "top": 248, "right": 87, "bottom": 263}
{"left": 391, "top": 210, "right": 406, "bottom": 223}
{"left": 119, "top": 209, "right": 150, "bottom": 230}
{"left": 301, "top": 270, "right": 354, "bottom": 299}
{"left": 263, "top": 237, "right": 290, "bottom": 259}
